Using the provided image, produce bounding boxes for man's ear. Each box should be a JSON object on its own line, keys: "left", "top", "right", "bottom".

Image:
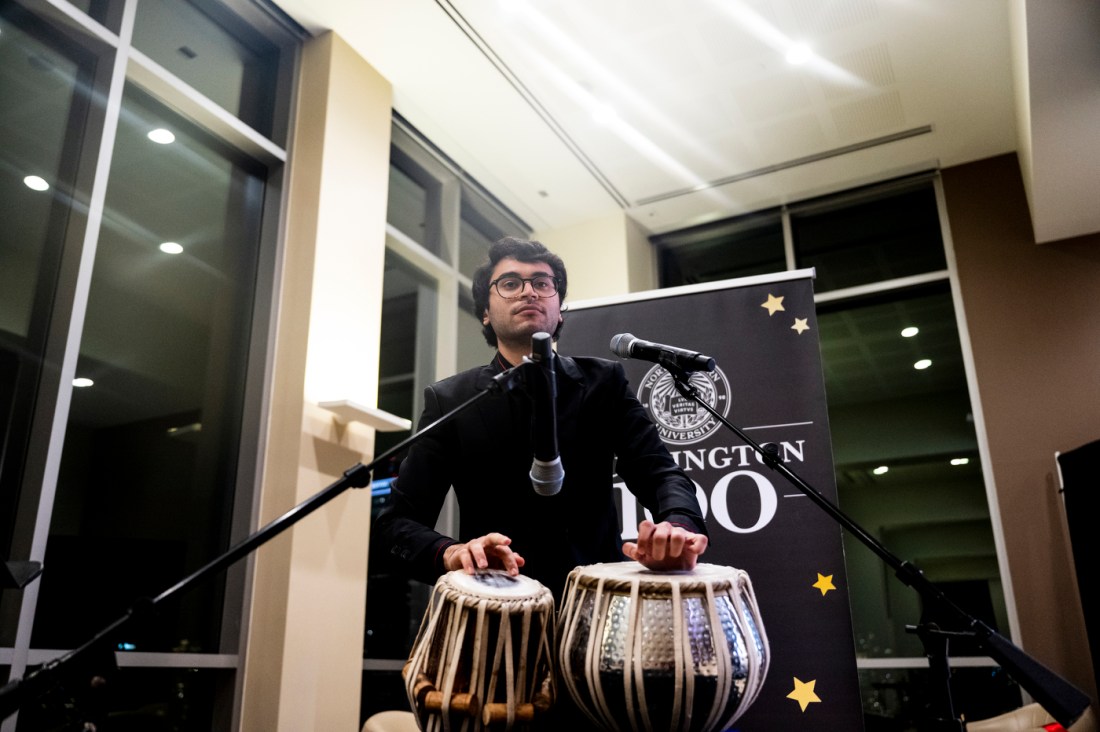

{"left": 482, "top": 310, "right": 490, "bottom": 326}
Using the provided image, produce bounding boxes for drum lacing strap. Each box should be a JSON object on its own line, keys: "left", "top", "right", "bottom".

{"left": 558, "top": 572, "right": 586, "bottom": 718}
{"left": 739, "top": 572, "right": 770, "bottom": 709}
{"left": 671, "top": 581, "right": 688, "bottom": 732}
{"left": 483, "top": 600, "right": 515, "bottom": 729}
{"left": 626, "top": 577, "right": 648, "bottom": 732}
{"left": 701, "top": 581, "right": 732, "bottom": 732}
{"left": 470, "top": 598, "right": 489, "bottom": 732}
{"left": 535, "top": 600, "right": 556, "bottom": 703}
{"left": 409, "top": 586, "right": 449, "bottom": 732}
{"left": 440, "top": 590, "right": 468, "bottom": 732}
{"left": 517, "top": 600, "right": 533, "bottom": 723}
{"left": 585, "top": 577, "right": 617, "bottom": 730}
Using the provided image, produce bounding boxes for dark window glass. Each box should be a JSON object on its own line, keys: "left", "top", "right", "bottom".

{"left": 0, "top": 4, "right": 96, "bottom": 633}
{"left": 374, "top": 250, "right": 437, "bottom": 468}
{"left": 458, "top": 193, "right": 524, "bottom": 280}
{"left": 132, "top": 0, "right": 279, "bottom": 137}
{"left": 63, "top": 0, "right": 125, "bottom": 32}
{"left": 792, "top": 184, "right": 946, "bottom": 292}
{"left": 386, "top": 162, "right": 429, "bottom": 248}
{"left": 33, "top": 84, "right": 265, "bottom": 653}
{"left": 654, "top": 211, "right": 785, "bottom": 287}
{"left": 818, "top": 284, "right": 1007, "bottom": 660}
{"left": 17, "top": 666, "right": 233, "bottom": 731}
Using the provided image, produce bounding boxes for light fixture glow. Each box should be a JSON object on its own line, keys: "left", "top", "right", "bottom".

{"left": 147, "top": 128, "right": 175, "bottom": 144}
{"left": 159, "top": 242, "right": 183, "bottom": 254}
{"left": 950, "top": 458, "right": 970, "bottom": 466}
{"left": 72, "top": 377, "right": 94, "bottom": 388}
{"left": 591, "top": 102, "right": 619, "bottom": 126}
{"left": 785, "top": 42, "right": 811, "bottom": 65}
{"left": 24, "top": 175, "right": 49, "bottom": 191}
{"left": 914, "top": 359, "right": 932, "bottom": 370}
{"left": 901, "top": 326, "right": 919, "bottom": 338}
{"left": 872, "top": 466, "right": 889, "bottom": 475}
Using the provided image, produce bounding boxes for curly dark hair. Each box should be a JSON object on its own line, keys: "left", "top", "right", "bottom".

{"left": 472, "top": 237, "right": 568, "bottom": 347}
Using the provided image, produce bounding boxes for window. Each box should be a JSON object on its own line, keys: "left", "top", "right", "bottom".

{"left": 361, "top": 116, "right": 529, "bottom": 724}
{"left": 0, "top": 1, "right": 300, "bottom": 728}
{"left": 655, "top": 210, "right": 785, "bottom": 286}
{"left": 652, "top": 174, "right": 1019, "bottom": 724}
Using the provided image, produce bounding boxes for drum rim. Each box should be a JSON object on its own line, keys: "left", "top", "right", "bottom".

{"left": 565, "top": 561, "right": 746, "bottom": 593}
{"left": 439, "top": 569, "right": 553, "bottom": 604}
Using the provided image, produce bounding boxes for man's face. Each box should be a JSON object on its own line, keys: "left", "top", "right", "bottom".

{"left": 483, "top": 257, "right": 563, "bottom": 350}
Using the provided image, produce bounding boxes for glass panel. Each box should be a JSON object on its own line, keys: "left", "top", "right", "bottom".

{"left": 858, "top": 667, "right": 1020, "bottom": 730}
{"left": 366, "top": 251, "right": 439, "bottom": 673}
{"left": 792, "top": 185, "right": 946, "bottom": 292}
{"left": 653, "top": 212, "right": 785, "bottom": 287}
{"left": 16, "top": 665, "right": 234, "bottom": 731}
{"left": 386, "top": 162, "right": 429, "bottom": 248}
{"left": 33, "top": 83, "right": 265, "bottom": 653}
{"left": 0, "top": 4, "right": 95, "bottom": 629}
{"left": 818, "top": 285, "right": 1008, "bottom": 660}
{"left": 457, "top": 200, "right": 504, "bottom": 279}
{"left": 132, "top": 0, "right": 279, "bottom": 137}
{"left": 375, "top": 250, "right": 438, "bottom": 465}
{"left": 456, "top": 291, "right": 487, "bottom": 371}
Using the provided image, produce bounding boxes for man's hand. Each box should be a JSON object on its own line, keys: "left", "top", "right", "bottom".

{"left": 443, "top": 532, "right": 526, "bottom": 576}
{"left": 622, "top": 519, "right": 708, "bottom": 572}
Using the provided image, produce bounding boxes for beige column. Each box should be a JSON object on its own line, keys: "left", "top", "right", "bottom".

{"left": 535, "top": 211, "right": 657, "bottom": 300}
{"left": 239, "top": 32, "right": 392, "bottom": 731}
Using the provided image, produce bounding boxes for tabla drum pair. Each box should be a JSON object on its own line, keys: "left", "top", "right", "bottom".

{"left": 403, "top": 563, "right": 769, "bottom": 732}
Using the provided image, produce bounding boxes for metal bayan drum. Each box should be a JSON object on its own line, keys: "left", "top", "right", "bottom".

{"left": 557, "top": 562, "right": 769, "bottom": 732}
{"left": 403, "top": 570, "right": 556, "bottom": 731}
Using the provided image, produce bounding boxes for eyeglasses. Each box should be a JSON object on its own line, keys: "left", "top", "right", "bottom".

{"left": 490, "top": 274, "right": 560, "bottom": 299}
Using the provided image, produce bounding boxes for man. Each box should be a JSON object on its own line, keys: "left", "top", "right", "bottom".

{"left": 372, "top": 237, "right": 707, "bottom": 601}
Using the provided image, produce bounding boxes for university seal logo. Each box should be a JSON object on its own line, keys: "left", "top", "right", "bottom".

{"left": 637, "top": 364, "right": 731, "bottom": 445}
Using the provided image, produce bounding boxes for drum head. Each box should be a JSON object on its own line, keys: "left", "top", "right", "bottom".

{"left": 443, "top": 569, "right": 548, "bottom": 601}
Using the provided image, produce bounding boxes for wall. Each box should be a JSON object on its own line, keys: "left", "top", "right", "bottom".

{"left": 535, "top": 210, "right": 656, "bottom": 302}
{"left": 942, "top": 153, "right": 1099, "bottom": 703}
{"left": 239, "top": 32, "right": 392, "bottom": 731}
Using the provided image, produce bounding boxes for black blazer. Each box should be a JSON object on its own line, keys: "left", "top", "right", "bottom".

{"left": 372, "top": 353, "right": 706, "bottom": 599}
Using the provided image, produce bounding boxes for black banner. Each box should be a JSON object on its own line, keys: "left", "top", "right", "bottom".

{"left": 558, "top": 271, "right": 864, "bottom": 730}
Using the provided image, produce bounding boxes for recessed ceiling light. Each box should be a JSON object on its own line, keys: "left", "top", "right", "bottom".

{"left": 24, "top": 175, "right": 49, "bottom": 191}
{"left": 159, "top": 242, "right": 183, "bottom": 254}
{"left": 872, "top": 466, "right": 889, "bottom": 475}
{"left": 901, "top": 326, "right": 919, "bottom": 338}
{"left": 147, "top": 128, "right": 175, "bottom": 144}
{"left": 73, "top": 377, "right": 94, "bottom": 388}
{"left": 950, "top": 458, "right": 970, "bottom": 466}
{"left": 914, "top": 359, "right": 932, "bottom": 370}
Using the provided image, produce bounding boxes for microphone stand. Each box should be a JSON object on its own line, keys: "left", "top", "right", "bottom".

{"left": 0, "top": 362, "right": 532, "bottom": 723}
{"left": 659, "top": 356, "right": 1091, "bottom": 730}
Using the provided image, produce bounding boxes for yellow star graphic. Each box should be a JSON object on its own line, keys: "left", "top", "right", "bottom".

{"left": 813, "top": 573, "right": 836, "bottom": 596}
{"left": 792, "top": 317, "right": 810, "bottom": 334}
{"left": 761, "top": 294, "right": 785, "bottom": 315}
{"left": 788, "top": 677, "right": 821, "bottom": 712}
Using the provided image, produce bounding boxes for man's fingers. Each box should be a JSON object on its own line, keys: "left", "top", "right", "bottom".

{"left": 686, "top": 533, "right": 708, "bottom": 556}
{"left": 488, "top": 544, "right": 524, "bottom": 575}
{"left": 667, "top": 529, "right": 686, "bottom": 558}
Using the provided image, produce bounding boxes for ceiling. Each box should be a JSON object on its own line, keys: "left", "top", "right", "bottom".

{"left": 270, "top": 0, "right": 1100, "bottom": 244}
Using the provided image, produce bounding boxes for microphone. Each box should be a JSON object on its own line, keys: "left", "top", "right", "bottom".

{"left": 528, "top": 332, "right": 564, "bottom": 496}
{"left": 609, "top": 333, "right": 716, "bottom": 373}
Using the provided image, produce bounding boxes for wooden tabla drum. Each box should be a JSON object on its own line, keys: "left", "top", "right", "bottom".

{"left": 557, "top": 562, "right": 769, "bottom": 732}
{"left": 403, "top": 570, "right": 556, "bottom": 730}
